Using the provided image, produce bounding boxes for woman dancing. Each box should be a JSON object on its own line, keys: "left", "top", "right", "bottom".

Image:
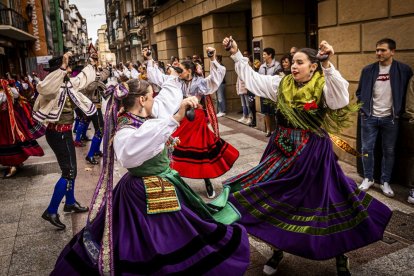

{"left": 51, "top": 70, "right": 249, "bottom": 275}
{"left": 0, "top": 79, "right": 44, "bottom": 177}
{"left": 145, "top": 48, "right": 239, "bottom": 199}
{"left": 217, "top": 37, "right": 392, "bottom": 276}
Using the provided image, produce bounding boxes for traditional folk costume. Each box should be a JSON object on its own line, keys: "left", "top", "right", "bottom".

{"left": 51, "top": 76, "right": 250, "bottom": 275}
{"left": 0, "top": 79, "right": 44, "bottom": 174}
{"left": 34, "top": 64, "right": 97, "bottom": 228}
{"left": 214, "top": 51, "right": 392, "bottom": 264}
{"left": 147, "top": 60, "right": 239, "bottom": 184}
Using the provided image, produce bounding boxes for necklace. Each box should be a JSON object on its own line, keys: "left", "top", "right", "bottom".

{"left": 127, "top": 112, "right": 147, "bottom": 122}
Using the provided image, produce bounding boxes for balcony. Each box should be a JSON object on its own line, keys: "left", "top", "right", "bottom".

{"left": 136, "top": 0, "right": 154, "bottom": 16}
{"left": 0, "top": 4, "right": 36, "bottom": 41}
{"left": 125, "top": 12, "right": 142, "bottom": 31}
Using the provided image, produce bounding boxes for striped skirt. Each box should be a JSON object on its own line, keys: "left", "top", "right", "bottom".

{"left": 171, "top": 109, "right": 239, "bottom": 179}
{"left": 222, "top": 127, "right": 392, "bottom": 260}
{"left": 51, "top": 173, "right": 250, "bottom": 275}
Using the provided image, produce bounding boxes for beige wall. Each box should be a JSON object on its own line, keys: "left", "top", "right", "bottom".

{"left": 156, "top": 29, "right": 178, "bottom": 64}
{"left": 318, "top": 0, "right": 414, "bottom": 165}
{"left": 202, "top": 13, "right": 248, "bottom": 113}
{"left": 177, "top": 24, "right": 203, "bottom": 59}
{"left": 252, "top": 0, "right": 307, "bottom": 56}
{"left": 251, "top": 0, "right": 307, "bottom": 131}
{"left": 153, "top": 0, "right": 246, "bottom": 34}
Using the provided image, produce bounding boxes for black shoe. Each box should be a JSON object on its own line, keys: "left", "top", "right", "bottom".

{"left": 263, "top": 250, "right": 284, "bottom": 275}
{"left": 94, "top": 151, "right": 103, "bottom": 157}
{"left": 204, "top": 179, "right": 216, "bottom": 199}
{"left": 63, "top": 201, "right": 89, "bottom": 213}
{"left": 85, "top": 156, "right": 99, "bottom": 165}
{"left": 249, "top": 121, "right": 256, "bottom": 127}
{"left": 265, "top": 132, "right": 272, "bottom": 137}
{"left": 336, "top": 255, "right": 351, "bottom": 276}
{"left": 41, "top": 210, "right": 66, "bottom": 230}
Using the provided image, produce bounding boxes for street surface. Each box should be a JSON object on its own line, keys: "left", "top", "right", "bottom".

{"left": 1, "top": 115, "right": 414, "bottom": 275}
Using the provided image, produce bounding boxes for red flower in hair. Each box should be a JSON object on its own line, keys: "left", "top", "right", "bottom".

{"left": 303, "top": 100, "right": 318, "bottom": 111}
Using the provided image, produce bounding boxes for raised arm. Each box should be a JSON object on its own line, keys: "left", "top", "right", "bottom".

{"left": 114, "top": 117, "right": 179, "bottom": 168}
{"left": 143, "top": 48, "right": 169, "bottom": 87}
{"left": 314, "top": 40, "right": 349, "bottom": 110}
{"left": 70, "top": 64, "right": 97, "bottom": 91}
{"left": 223, "top": 37, "right": 281, "bottom": 101}
{"left": 114, "top": 96, "right": 198, "bottom": 168}
{"left": 36, "top": 68, "right": 66, "bottom": 99}
{"left": 151, "top": 75, "right": 183, "bottom": 119}
{"left": 231, "top": 50, "right": 281, "bottom": 102}
{"left": 199, "top": 47, "right": 226, "bottom": 95}
{"left": 322, "top": 63, "right": 349, "bottom": 109}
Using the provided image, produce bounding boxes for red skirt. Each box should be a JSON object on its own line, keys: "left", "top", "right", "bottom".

{"left": 171, "top": 109, "right": 239, "bottom": 179}
{"left": 0, "top": 103, "right": 44, "bottom": 166}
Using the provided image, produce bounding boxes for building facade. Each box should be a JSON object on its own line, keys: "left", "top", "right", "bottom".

{"left": 0, "top": 0, "right": 37, "bottom": 77}
{"left": 106, "top": 0, "right": 414, "bottom": 167}
{"left": 97, "top": 24, "right": 116, "bottom": 66}
{"left": 64, "top": 4, "right": 88, "bottom": 61}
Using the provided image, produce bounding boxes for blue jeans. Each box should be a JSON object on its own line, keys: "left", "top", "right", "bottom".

{"left": 240, "top": 94, "right": 251, "bottom": 116}
{"left": 361, "top": 115, "right": 399, "bottom": 183}
{"left": 216, "top": 83, "right": 226, "bottom": 113}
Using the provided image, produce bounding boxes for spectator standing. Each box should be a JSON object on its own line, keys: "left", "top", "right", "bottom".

{"left": 258, "top": 47, "right": 281, "bottom": 136}
{"left": 357, "top": 38, "right": 413, "bottom": 197}
{"left": 216, "top": 55, "right": 227, "bottom": 117}
{"left": 404, "top": 75, "right": 414, "bottom": 204}
{"left": 290, "top": 46, "right": 298, "bottom": 57}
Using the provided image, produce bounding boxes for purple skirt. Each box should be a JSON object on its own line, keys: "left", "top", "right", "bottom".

{"left": 51, "top": 173, "right": 250, "bottom": 275}
{"left": 226, "top": 130, "right": 392, "bottom": 260}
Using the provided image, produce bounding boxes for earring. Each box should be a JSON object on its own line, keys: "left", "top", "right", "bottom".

{"left": 309, "top": 70, "right": 314, "bottom": 78}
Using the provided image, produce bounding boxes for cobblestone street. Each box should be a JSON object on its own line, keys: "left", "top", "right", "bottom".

{"left": 1, "top": 116, "right": 414, "bottom": 275}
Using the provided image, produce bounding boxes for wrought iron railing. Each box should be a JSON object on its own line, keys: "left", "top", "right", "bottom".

{"left": 0, "top": 7, "right": 29, "bottom": 32}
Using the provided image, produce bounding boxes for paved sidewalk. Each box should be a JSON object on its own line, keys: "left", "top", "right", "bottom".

{"left": 0, "top": 117, "right": 413, "bottom": 275}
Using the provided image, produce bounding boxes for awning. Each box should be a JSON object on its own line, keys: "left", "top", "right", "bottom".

{"left": 0, "top": 25, "right": 36, "bottom": 41}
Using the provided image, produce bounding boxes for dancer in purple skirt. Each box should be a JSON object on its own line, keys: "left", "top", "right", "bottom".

{"left": 51, "top": 70, "right": 249, "bottom": 275}
{"left": 218, "top": 37, "right": 392, "bottom": 276}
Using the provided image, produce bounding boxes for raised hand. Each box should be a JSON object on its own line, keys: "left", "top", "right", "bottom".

{"left": 222, "top": 36, "right": 238, "bottom": 55}
{"left": 62, "top": 51, "right": 73, "bottom": 69}
{"left": 142, "top": 48, "right": 152, "bottom": 60}
{"left": 318, "top": 41, "right": 334, "bottom": 68}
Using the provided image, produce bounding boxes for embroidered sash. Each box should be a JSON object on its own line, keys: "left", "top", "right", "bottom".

{"left": 143, "top": 176, "right": 181, "bottom": 214}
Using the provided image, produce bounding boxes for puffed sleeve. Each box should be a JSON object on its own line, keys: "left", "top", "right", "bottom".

{"left": 231, "top": 50, "right": 282, "bottom": 102}
{"left": 322, "top": 63, "right": 350, "bottom": 110}
{"left": 151, "top": 76, "right": 183, "bottom": 119}
{"left": 147, "top": 59, "right": 169, "bottom": 87}
{"left": 36, "top": 68, "right": 66, "bottom": 99}
{"left": 113, "top": 117, "right": 179, "bottom": 168}
{"left": 70, "top": 65, "right": 97, "bottom": 91}
{"left": 197, "top": 60, "right": 226, "bottom": 95}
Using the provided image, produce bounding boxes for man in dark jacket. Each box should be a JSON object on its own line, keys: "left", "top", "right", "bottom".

{"left": 356, "top": 38, "right": 413, "bottom": 197}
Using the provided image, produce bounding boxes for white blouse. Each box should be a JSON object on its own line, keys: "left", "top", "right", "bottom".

{"left": 113, "top": 76, "right": 182, "bottom": 169}
{"left": 147, "top": 59, "right": 226, "bottom": 96}
{"left": 231, "top": 51, "right": 349, "bottom": 110}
